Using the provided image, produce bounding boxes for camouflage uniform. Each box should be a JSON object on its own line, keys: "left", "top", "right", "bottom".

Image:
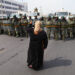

{"left": 68, "top": 18, "right": 75, "bottom": 38}
{"left": 10, "top": 18, "right": 15, "bottom": 36}
{"left": 18, "top": 18, "right": 23, "bottom": 37}
{"left": 2, "top": 17, "right": 11, "bottom": 35}
{"left": 21, "top": 16, "right": 28, "bottom": 37}
{"left": 0, "top": 19, "right": 4, "bottom": 34}
{"left": 45, "top": 17, "right": 52, "bottom": 40}
{"left": 6, "top": 17, "right": 11, "bottom": 35}
{"left": 52, "top": 17, "right": 60, "bottom": 40}
{"left": 33, "top": 16, "right": 38, "bottom": 27}
{"left": 2, "top": 18, "right": 8, "bottom": 34}
{"left": 70, "top": 18, "right": 75, "bottom": 38}
{"left": 72, "top": 21, "right": 75, "bottom": 38}
{"left": 55, "top": 17, "right": 60, "bottom": 40}
{"left": 0, "top": 19, "right": 2, "bottom": 34}
{"left": 61, "top": 17, "right": 68, "bottom": 40}
{"left": 40, "top": 17, "right": 45, "bottom": 30}
{"left": 28, "top": 16, "right": 33, "bottom": 28}
{"left": 13, "top": 16, "right": 19, "bottom": 37}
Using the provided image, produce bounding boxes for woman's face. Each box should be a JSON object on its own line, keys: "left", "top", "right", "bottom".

{"left": 35, "top": 21, "right": 41, "bottom": 28}
{"left": 34, "top": 21, "right": 41, "bottom": 32}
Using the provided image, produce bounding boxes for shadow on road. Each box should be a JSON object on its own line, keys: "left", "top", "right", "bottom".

{"left": 43, "top": 57, "right": 72, "bottom": 70}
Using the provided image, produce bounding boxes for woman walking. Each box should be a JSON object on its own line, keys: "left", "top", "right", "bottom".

{"left": 27, "top": 21, "right": 48, "bottom": 70}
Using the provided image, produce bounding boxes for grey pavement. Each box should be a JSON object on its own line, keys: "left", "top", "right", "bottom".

{"left": 0, "top": 35, "right": 75, "bottom": 75}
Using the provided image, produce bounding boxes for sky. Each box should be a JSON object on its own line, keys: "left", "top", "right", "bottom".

{"left": 18, "top": 0, "right": 75, "bottom": 15}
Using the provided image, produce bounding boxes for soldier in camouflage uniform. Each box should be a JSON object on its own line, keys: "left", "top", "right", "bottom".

{"left": 28, "top": 16, "right": 33, "bottom": 28}
{"left": 71, "top": 18, "right": 75, "bottom": 38}
{"left": 6, "top": 17, "right": 12, "bottom": 35}
{"left": 10, "top": 18, "right": 15, "bottom": 36}
{"left": 33, "top": 16, "right": 38, "bottom": 27}
{"left": 72, "top": 18, "right": 75, "bottom": 38}
{"left": 53, "top": 17, "right": 60, "bottom": 40}
{"left": 2, "top": 18, "right": 8, "bottom": 34}
{"left": 0, "top": 19, "right": 2, "bottom": 34}
{"left": 67, "top": 18, "right": 74, "bottom": 38}
{"left": 18, "top": 14, "right": 23, "bottom": 37}
{"left": 20, "top": 15, "right": 28, "bottom": 37}
{"left": 52, "top": 17, "right": 56, "bottom": 39}
{"left": 61, "top": 17, "right": 68, "bottom": 40}
{"left": 45, "top": 16, "right": 52, "bottom": 40}
{"left": 18, "top": 18, "right": 23, "bottom": 37}
{"left": 40, "top": 16, "right": 45, "bottom": 30}
{"left": 0, "top": 18, "right": 4, "bottom": 34}
{"left": 13, "top": 15, "right": 19, "bottom": 37}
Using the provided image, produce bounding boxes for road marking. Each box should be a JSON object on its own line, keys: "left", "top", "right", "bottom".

{"left": 20, "top": 39, "right": 24, "bottom": 41}
{"left": 0, "top": 48, "right": 6, "bottom": 53}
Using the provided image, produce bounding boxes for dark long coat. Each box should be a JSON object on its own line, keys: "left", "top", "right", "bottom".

{"left": 27, "top": 28, "right": 48, "bottom": 70}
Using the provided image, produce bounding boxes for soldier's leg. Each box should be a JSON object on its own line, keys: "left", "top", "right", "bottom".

{"left": 22, "top": 26, "right": 25, "bottom": 36}
{"left": 62, "top": 28, "right": 65, "bottom": 40}
{"left": 53, "top": 27, "right": 55, "bottom": 39}
{"left": 8, "top": 26, "right": 11, "bottom": 36}
{"left": 59, "top": 27, "right": 62, "bottom": 40}
{"left": 6, "top": 26, "right": 8, "bottom": 34}
{"left": 11, "top": 26, "right": 15, "bottom": 36}
{"left": 0, "top": 25, "right": 3, "bottom": 34}
{"left": 0, "top": 26, "right": 1, "bottom": 34}
{"left": 67, "top": 28, "right": 70, "bottom": 38}
{"left": 15, "top": 27, "right": 19, "bottom": 37}
{"left": 19, "top": 26, "right": 22, "bottom": 37}
{"left": 70, "top": 28, "right": 73, "bottom": 38}
{"left": 47, "top": 28, "right": 51, "bottom": 40}
{"left": 72, "top": 26, "right": 75, "bottom": 38}
{"left": 73, "top": 25, "right": 75, "bottom": 38}
{"left": 55, "top": 28, "right": 59, "bottom": 40}
{"left": 24, "top": 26, "right": 28, "bottom": 38}
{"left": 54, "top": 28, "right": 58, "bottom": 40}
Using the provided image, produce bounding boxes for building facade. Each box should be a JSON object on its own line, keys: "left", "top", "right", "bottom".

{"left": 0, "top": 0, "right": 28, "bottom": 18}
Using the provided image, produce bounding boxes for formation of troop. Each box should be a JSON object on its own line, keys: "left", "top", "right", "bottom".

{"left": 0, "top": 14, "right": 75, "bottom": 40}
{"left": 0, "top": 14, "right": 33, "bottom": 37}
{"left": 46, "top": 16, "right": 75, "bottom": 40}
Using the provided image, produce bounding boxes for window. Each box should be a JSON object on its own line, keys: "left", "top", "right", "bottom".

{"left": 12, "top": 3, "right": 17, "bottom": 6}
{"left": 2, "top": 6, "right": 4, "bottom": 8}
{"left": 12, "top": 8, "right": 18, "bottom": 10}
{"left": 5, "top": 6, "right": 18, "bottom": 10}
{"left": 0, "top": 0, "right": 4, "bottom": 3}
{"left": 5, "top": 1, "right": 11, "bottom": 5}
{"left": 6, "top": 11, "right": 11, "bottom": 14}
{"left": 5, "top": 6, "right": 11, "bottom": 9}
{"left": 56, "top": 12, "right": 68, "bottom": 16}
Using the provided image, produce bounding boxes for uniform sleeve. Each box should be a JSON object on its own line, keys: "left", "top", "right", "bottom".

{"left": 43, "top": 31, "right": 48, "bottom": 49}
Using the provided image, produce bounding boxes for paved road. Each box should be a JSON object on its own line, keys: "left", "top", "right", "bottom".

{"left": 0, "top": 35, "right": 75, "bottom": 75}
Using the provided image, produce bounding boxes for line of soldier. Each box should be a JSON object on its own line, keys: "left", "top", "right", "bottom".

{"left": 0, "top": 15, "right": 34, "bottom": 37}
{"left": 0, "top": 14, "right": 45, "bottom": 37}
{"left": 45, "top": 16, "right": 75, "bottom": 40}
{"left": 0, "top": 15, "right": 75, "bottom": 40}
